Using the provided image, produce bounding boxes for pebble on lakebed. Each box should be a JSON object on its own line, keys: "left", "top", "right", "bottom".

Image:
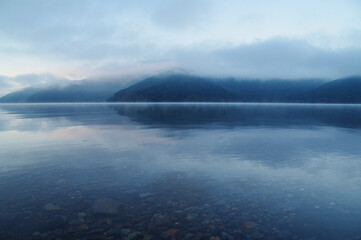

{"left": 162, "top": 228, "right": 179, "bottom": 237}
{"left": 244, "top": 221, "right": 258, "bottom": 229}
{"left": 43, "top": 203, "right": 61, "bottom": 211}
{"left": 78, "top": 212, "right": 87, "bottom": 218}
{"left": 139, "top": 192, "right": 153, "bottom": 198}
{"left": 92, "top": 198, "right": 120, "bottom": 214}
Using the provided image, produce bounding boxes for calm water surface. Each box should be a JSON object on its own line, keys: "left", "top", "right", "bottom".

{"left": 0, "top": 103, "right": 360, "bottom": 240}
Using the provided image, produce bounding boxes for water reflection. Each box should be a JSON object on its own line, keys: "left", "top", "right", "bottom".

{"left": 0, "top": 103, "right": 360, "bottom": 240}
{"left": 2, "top": 103, "right": 361, "bottom": 130}
{"left": 112, "top": 103, "right": 361, "bottom": 130}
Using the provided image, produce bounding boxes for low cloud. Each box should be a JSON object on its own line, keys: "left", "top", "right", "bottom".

{"left": 0, "top": 0, "right": 361, "bottom": 85}
{"left": 151, "top": 0, "right": 210, "bottom": 30}
{"left": 171, "top": 38, "right": 361, "bottom": 79}
{"left": 0, "top": 74, "right": 70, "bottom": 97}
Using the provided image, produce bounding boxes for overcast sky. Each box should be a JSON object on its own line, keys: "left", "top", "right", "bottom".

{"left": 1, "top": 0, "right": 361, "bottom": 95}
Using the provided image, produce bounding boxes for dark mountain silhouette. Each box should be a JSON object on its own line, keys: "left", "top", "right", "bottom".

{"left": 217, "top": 78, "right": 324, "bottom": 102}
{"left": 107, "top": 74, "right": 238, "bottom": 102}
{"left": 307, "top": 76, "right": 361, "bottom": 103}
{"left": 2, "top": 74, "right": 361, "bottom": 104}
{"left": 108, "top": 74, "right": 361, "bottom": 103}
{"left": 0, "top": 81, "right": 125, "bottom": 103}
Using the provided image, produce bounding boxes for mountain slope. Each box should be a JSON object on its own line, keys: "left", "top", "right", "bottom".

{"left": 108, "top": 74, "right": 361, "bottom": 103}
{"left": 108, "top": 75, "right": 238, "bottom": 102}
{"left": 0, "top": 88, "right": 39, "bottom": 103}
{"left": 0, "top": 81, "right": 125, "bottom": 103}
{"left": 307, "top": 76, "right": 361, "bottom": 103}
{"left": 217, "top": 79, "right": 324, "bottom": 102}
{"left": 2, "top": 74, "right": 361, "bottom": 103}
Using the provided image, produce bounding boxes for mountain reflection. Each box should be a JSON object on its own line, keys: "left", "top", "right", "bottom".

{"left": 111, "top": 103, "right": 361, "bottom": 129}
{"left": 2, "top": 103, "right": 361, "bottom": 130}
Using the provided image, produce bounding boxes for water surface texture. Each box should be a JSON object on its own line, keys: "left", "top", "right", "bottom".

{"left": 0, "top": 103, "right": 360, "bottom": 240}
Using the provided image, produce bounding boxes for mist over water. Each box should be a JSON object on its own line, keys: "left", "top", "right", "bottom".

{"left": 0, "top": 103, "right": 360, "bottom": 240}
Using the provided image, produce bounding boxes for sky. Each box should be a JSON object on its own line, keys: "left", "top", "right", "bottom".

{"left": 1, "top": 0, "right": 361, "bottom": 95}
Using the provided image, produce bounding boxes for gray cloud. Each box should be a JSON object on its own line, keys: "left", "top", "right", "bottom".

{"left": 0, "top": 74, "right": 70, "bottom": 96}
{"left": 171, "top": 38, "right": 361, "bottom": 79}
{"left": 151, "top": 0, "right": 210, "bottom": 29}
{"left": 0, "top": 0, "right": 361, "bottom": 87}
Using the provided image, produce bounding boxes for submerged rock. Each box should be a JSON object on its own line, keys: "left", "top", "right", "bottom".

{"left": 78, "top": 224, "right": 89, "bottom": 230}
{"left": 121, "top": 228, "right": 132, "bottom": 235}
{"left": 209, "top": 236, "right": 220, "bottom": 240}
{"left": 252, "top": 232, "right": 264, "bottom": 239}
{"left": 163, "top": 229, "right": 179, "bottom": 237}
{"left": 92, "top": 198, "right": 120, "bottom": 215}
{"left": 44, "top": 203, "right": 61, "bottom": 211}
{"left": 89, "top": 228, "right": 105, "bottom": 234}
{"left": 244, "top": 221, "right": 257, "bottom": 229}
{"left": 78, "top": 212, "right": 87, "bottom": 218}
{"left": 127, "top": 231, "right": 142, "bottom": 239}
{"left": 151, "top": 213, "right": 170, "bottom": 225}
{"left": 139, "top": 193, "right": 153, "bottom": 198}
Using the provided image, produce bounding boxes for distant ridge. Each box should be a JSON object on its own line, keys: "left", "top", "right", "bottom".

{"left": 2, "top": 74, "right": 361, "bottom": 104}
{"left": 107, "top": 75, "right": 361, "bottom": 103}
{"left": 307, "top": 76, "right": 361, "bottom": 103}
{"left": 107, "top": 74, "right": 325, "bottom": 103}
{"left": 0, "top": 81, "right": 124, "bottom": 103}
{"left": 107, "top": 74, "right": 238, "bottom": 102}
{"left": 217, "top": 78, "right": 324, "bottom": 103}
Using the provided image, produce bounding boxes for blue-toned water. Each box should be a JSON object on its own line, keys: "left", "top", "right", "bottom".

{"left": 0, "top": 103, "right": 360, "bottom": 240}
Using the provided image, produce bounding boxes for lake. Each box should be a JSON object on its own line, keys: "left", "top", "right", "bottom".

{"left": 0, "top": 103, "right": 360, "bottom": 240}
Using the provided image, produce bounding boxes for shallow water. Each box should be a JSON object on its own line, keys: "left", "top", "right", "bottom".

{"left": 0, "top": 103, "right": 360, "bottom": 240}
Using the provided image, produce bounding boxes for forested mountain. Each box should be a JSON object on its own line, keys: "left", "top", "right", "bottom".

{"left": 107, "top": 75, "right": 238, "bottom": 102}
{"left": 0, "top": 81, "right": 124, "bottom": 103}
{"left": 2, "top": 74, "right": 361, "bottom": 104}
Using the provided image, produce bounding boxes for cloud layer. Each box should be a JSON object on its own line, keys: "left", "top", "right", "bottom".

{"left": 174, "top": 38, "right": 361, "bottom": 79}
{"left": 0, "top": 74, "right": 69, "bottom": 96}
{"left": 0, "top": 0, "right": 361, "bottom": 91}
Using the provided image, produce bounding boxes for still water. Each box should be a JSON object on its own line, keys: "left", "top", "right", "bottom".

{"left": 0, "top": 103, "right": 360, "bottom": 240}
